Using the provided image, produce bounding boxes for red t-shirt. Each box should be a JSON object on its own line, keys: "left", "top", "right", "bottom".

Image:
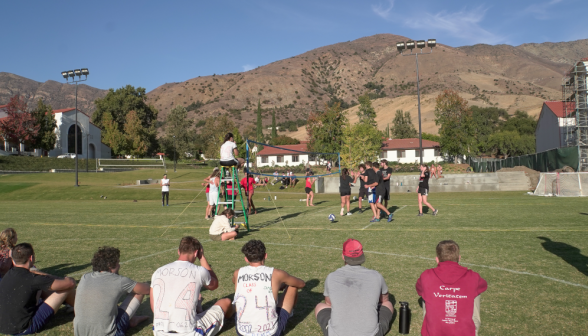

{"left": 416, "top": 261, "right": 487, "bottom": 336}
{"left": 240, "top": 177, "right": 256, "bottom": 192}
{"left": 226, "top": 181, "right": 235, "bottom": 196}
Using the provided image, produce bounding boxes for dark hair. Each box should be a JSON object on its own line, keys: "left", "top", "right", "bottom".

{"left": 421, "top": 164, "right": 429, "bottom": 173}
{"left": 12, "top": 243, "right": 34, "bottom": 265}
{"left": 221, "top": 208, "right": 235, "bottom": 217}
{"left": 341, "top": 168, "right": 349, "bottom": 179}
{"left": 0, "top": 228, "right": 17, "bottom": 249}
{"left": 380, "top": 159, "right": 388, "bottom": 165}
{"left": 358, "top": 164, "right": 366, "bottom": 170}
{"left": 241, "top": 240, "right": 266, "bottom": 262}
{"left": 436, "top": 240, "right": 460, "bottom": 262}
{"left": 92, "top": 246, "right": 120, "bottom": 272}
{"left": 365, "top": 161, "right": 373, "bottom": 167}
{"left": 179, "top": 236, "right": 201, "bottom": 254}
{"left": 224, "top": 133, "right": 234, "bottom": 142}
{"left": 373, "top": 162, "right": 380, "bottom": 168}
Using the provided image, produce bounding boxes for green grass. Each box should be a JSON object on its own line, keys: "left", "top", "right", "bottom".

{"left": 0, "top": 170, "right": 587, "bottom": 335}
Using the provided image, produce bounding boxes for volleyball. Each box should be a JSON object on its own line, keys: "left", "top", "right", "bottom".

{"left": 328, "top": 214, "right": 335, "bottom": 222}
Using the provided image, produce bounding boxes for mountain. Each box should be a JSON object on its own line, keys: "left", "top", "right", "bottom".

{"left": 0, "top": 72, "right": 107, "bottom": 113}
{"left": 145, "top": 34, "right": 586, "bottom": 139}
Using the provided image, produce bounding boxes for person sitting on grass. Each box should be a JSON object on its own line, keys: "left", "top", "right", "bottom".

{"left": 0, "top": 243, "right": 76, "bottom": 335}
{"left": 74, "top": 246, "right": 150, "bottom": 336}
{"left": 209, "top": 209, "right": 240, "bottom": 241}
{"left": 151, "top": 236, "right": 233, "bottom": 336}
{"left": 232, "top": 240, "right": 306, "bottom": 336}
{"left": 416, "top": 240, "right": 487, "bottom": 336}
{"left": 314, "top": 239, "right": 394, "bottom": 336}
{"left": 289, "top": 173, "right": 298, "bottom": 187}
{"left": 0, "top": 228, "right": 17, "bottom": 278}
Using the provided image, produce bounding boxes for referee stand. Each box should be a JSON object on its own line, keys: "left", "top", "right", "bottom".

{"left": 216, "top": 165, "right": 249, "bottom": 231}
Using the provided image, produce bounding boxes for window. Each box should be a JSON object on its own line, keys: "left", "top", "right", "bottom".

{"left": 415, "top": 150, "right": 420, "bottom": 157}
{"left": 309, "top": 155, "right": 316, "bottom": 162}
{"left": 277, "top": 156, "right": 284, "bottom": 163}
{"left": 434, "top": 149, "right": 441, "bottom": 156}
{"left": 261, "top": 156, "right": 268, "bottom": 163}
{"left": 67, "top": 125, "right": 82, "bottom": 154}
{"left": 380, "top": 151, "right": 387, "bottom": 158}
{"left": 397, "top": 150, "right": 406, "bottom": 158}
{"left": 292, "top": 155, "right": 299, "bottom": 162}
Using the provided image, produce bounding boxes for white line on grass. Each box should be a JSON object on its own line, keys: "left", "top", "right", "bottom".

{"left": 362, "top": 205, "right": 407, "bottom": 230}
{"left": 260, "top": 242, "right": 588, "bottom": 290}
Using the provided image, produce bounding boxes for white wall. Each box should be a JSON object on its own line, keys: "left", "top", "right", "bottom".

{"left": 382, "top": 148, "right": 443, "bottom": 164}
{"left": 48, "top": 110, "right": 110, "bottom": 158}
{"left": 257, "top": 154, "right": 320, "bottom": 167}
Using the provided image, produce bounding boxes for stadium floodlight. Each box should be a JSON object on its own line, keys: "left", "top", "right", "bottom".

{"left": 427, "top": 39, "right": 436, "bottom": 48}
{"left": 74, "top": 69, "right": 82, "bottom": 77}
{"left": 61, "top": 71, "right": 69, "bottom": 79}
{"left": 67, "top": 70, "right": 75, "bottom": 78}
{"left": 81, "top": 68, "right": 89, "bottom": 76}
{"left": 416, "top": 40, "right": 426, "bottom": 49}
{"left": 406, "top": 41, "right": 415, "bottom": 50}
{"left": 396, "top": 42, "right": 406, "bottom": 52}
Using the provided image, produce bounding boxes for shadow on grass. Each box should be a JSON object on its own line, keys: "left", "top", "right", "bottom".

{"left": 538, "top": 237, "right": 588, "bottom": 277}
{"left": 43, "top": 305, "right": 75, "bottom": 332}
{"left": 40, "top": 263, "right": 92, "bottom": 277}
{"left": 580, "top": 213, "right": 588, "bottom": 216}
{"left": 250, "top": 211, "right": 307, "bottom": 229}
{"left": 127, "top": 298, "right": 155, "bottom": 336}
{"left": 285, "top": 279, "right": 323, "bottom": 335}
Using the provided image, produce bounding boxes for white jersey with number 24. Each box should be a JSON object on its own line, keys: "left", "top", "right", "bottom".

{"left": 151, "top": 260, "right": 211, "bottom": 334}
{"left": 233, "top": 265, "right": 278, "bottom": 336}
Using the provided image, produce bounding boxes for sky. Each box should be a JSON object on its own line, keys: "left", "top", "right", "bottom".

{"left": 1, "top": 0, "right": 586, "bottom": 92}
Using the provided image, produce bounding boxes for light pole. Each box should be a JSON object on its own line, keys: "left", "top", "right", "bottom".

{"left": 61, "top": 68, "right": 89, "bottom": 186}
{"left": 173, "top": 135, "right": 177, "bottom": 173}
{"left": 397, "top": 40, "right": 436, "bottom": 165}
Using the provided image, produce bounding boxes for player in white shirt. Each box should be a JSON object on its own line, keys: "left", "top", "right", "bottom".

{"left": 161, "top": 174, "right": 170, "bottom": 206}
{"left": 219, "top": 133, "right": 245, "bottom": 169}
{"left": 150, "top": 237, "right": 233, "bottom": 336}
{"left": 232, "top": 240, "right": 305, "bottom": 336}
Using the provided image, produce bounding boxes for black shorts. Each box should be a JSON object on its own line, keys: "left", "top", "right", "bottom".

{"left": 305, "top": 187, "right": 312, "bottom": 194}
{"left": 418, "top": 187, "right": 429, "bottom": 196}
{"left": 340, "top": 190, "right": 351, "bottom": 197}
{"left": 316, "top": 305, "right": 392, "bottom": 336}
{"left": 358, "top": 187, "right": 367, "bottom": 198}
{"left": 220, "top": 159, "right": 239, "bottom": 167}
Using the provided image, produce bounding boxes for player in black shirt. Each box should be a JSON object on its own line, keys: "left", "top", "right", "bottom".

{"left": 373, "top": 162, "right": 393, "bottom": 222}
{"left": 380, "top": 160, "right": 393, "bottom": 208}
{"left": 339, "top": 168, "right": 354, "bottom": 216}
{"left": 417, "top": 164, "right": 438, "bottom": 216}
{"left": 0, "top": 243, "right": 76, "bottom": 335}
{"left": 363, "top": 162, "right": 380, "bottom": 221}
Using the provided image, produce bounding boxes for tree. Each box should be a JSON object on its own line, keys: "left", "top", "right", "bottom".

{"left": 256, "top": 100, "right": 263, "bottom": 143}
{"left": 271, "top": 111, "right": 278, "bottom": 141}
{"left": 124, "top": 110, "right": 149, "bottom": 157}
{"left": 307, "top": 103, "right": 347, "bottom": 157}
{"left": 470, "top": 106, "right": 509, "bottom": 154}
{"left": 162, "top": 105, "right": 195, "bottom": 160}
{"left": 272, "top": 135, "right": 300, "bottom": 146}
{"left": 391, "top": 110, "right": 417, "bottom": 139}
{"left": 357, "top": 93, "right": 377, "bottom": 126}
{"left": 100, "top": 112, "right": 125, "bottom": 155}
{"left": 434, "top": 90, "right": 475, "bottom": 160}
{"left": 30, "top": 99, "right": 57, "bottom": 152}
{"left": 0, "top": 95, "right": 39, "bottom": 151}
{"left": 92, "top": 85, "right": 158, "bottom": 152}
{"left": 341, "top": 121, "right": 383, "bottom": 168}
{"left": 199, "top": 115, "right": 236, "bottom": 159}
{"left": 422, "top": 132, "right": 441, "bottom": 143}
{"left": 501, "top": 110, "right": 537, "bottom": 135}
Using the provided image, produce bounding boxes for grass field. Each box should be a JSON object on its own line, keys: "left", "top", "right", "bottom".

{"left": 0, "top": 169, "right": 587, "bottom": 335}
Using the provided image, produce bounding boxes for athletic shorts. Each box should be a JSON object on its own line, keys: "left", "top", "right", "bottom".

{"left": 368, "top": 188, "right": 377, "bottom": 204}
{"left": 114, "top": 307, "right": 131, "bottom": 336}
{"left": 358, "top": 187, "right": 367, "bottom": 198}
{"left": 236, "top": 307, "right": 290, "bottom": 336}
{"left": 316, "top": 305, "right": 392, "bottom": 336}
{"left": 17, "top": 302, "right": 54, "bottom": 335}
{"left": 210, "top": 234, "right": 223, "bottom": 242}
{"left": 208, "top": 192, "right": 219, "bottom": 205}
{"left": 418, "top": 187, "right": 429, "bottom": 196}
{"left": 305, "top": 187, "right": 312, "bottom": 194}
{"left": 206, "top": 192, "right": 210, "bottom": 202}
{"left": 220, "top": 159, "right": 238, "bottom": 167}
{"left": 154, "top": 305, "right": 224, "bottom": 336}
{"left": 340, "top": 190, "right": 351, "bottom": 197}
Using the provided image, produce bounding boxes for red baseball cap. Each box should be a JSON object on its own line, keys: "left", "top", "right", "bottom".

{"left": 342, "top": 239, "right": 365, "bottom": 265}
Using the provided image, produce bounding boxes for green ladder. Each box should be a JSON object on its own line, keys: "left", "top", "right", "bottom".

{"left": 215, "top": 166, "right": 249, "bottom": 231}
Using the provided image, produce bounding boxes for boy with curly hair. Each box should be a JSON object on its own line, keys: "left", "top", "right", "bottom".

{"left": 74, "top": 246, "right": 151, "bottom": 336}
{"left": 232, "top": 240, "right": 305, "bottom": 336}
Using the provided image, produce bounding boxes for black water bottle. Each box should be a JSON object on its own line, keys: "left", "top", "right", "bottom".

{"left": 399, "top": 301, "right": 411, "bottom": 334}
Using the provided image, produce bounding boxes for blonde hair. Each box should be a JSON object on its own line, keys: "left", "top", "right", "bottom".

{"left": 0, "top": 228, "right": 17, "bottom": 250}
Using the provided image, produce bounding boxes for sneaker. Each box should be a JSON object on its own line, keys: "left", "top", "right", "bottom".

{"left": 370, "top": 217, "right": 378, "bottom": 222}
{"left": 167, "top": 204, "right": 169, "bottom": 206}
{"left": 433, "top": 209, "right": 439, "bottom": 216}
{"left": 417, "top": 212, "right": 423, "bottom": 217}
{"left": 359, "top": 209, "right": 364, "bottom": 214}
{"left": 340, "top": 210, "right": 344, "bottom": 216}
{"left": 346, "top": 212, "right": 352, "bottom": 216}
{"left": 387, "top": 213, "right": 394, "bottom": 222}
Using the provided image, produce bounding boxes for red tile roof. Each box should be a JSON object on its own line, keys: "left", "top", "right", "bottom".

{"left": 0, "top": 104, "right": 8, "bottom": 109}
{"left": 257, "top": 144, "right": 309, "bottom": 156}
{"left": 52, "top": 108, "right": 77, "bottom": 113}
{"left": 543, "top": 101, "right": 575, "bottom": 118}
{"left": 382, "top": 138, "right": 439, "bottom": 150}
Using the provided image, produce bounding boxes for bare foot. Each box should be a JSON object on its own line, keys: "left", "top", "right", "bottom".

{"left": 129, "top": 316, "right": 149, "bottom": 328}
{"left": 310, "top": 204, "right": 315, "bottom": 206}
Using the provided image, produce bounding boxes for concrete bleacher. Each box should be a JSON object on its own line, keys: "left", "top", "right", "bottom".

{"left": 316, "top": 171, "right": 531, "bottom": 193}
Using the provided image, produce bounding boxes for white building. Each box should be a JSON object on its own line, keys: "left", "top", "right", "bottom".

{"left": 535, "top": 101, "right": 576, "bottom": 153}
{"left": 256, "top": 143, "right": 320, "bottom": 167}
{"left": 0, "top": 105, "right": 110, "bottom": 158}
{"left": 380, "top": 138, "right": 443, "bottom": 164}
